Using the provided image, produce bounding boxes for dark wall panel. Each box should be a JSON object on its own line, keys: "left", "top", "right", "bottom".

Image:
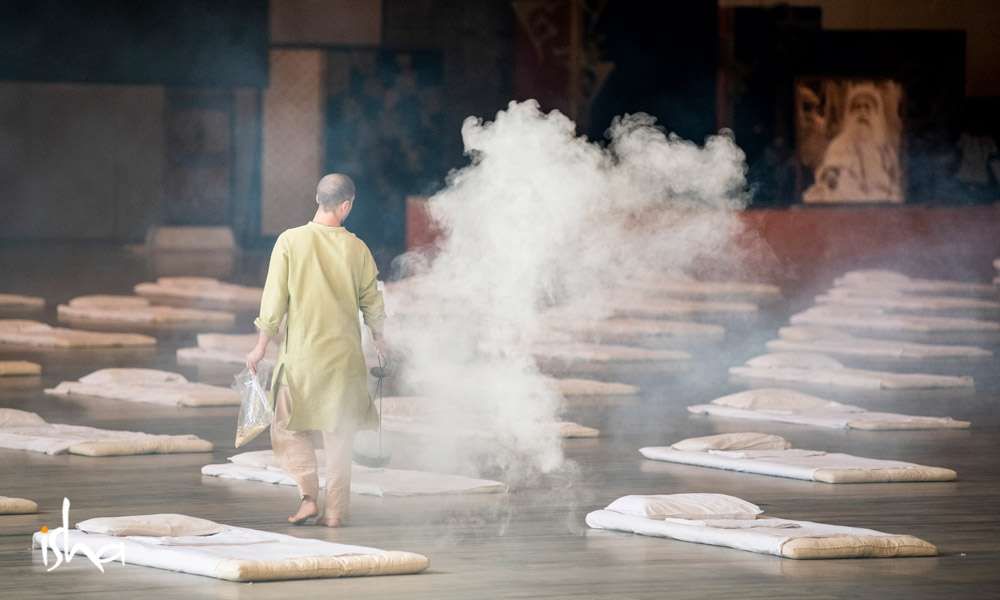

{"left": 0, "top": 0, "right": 268, "bottom": 87}
{"left": 589, "top": 0, "right": 719, "bottom": 142}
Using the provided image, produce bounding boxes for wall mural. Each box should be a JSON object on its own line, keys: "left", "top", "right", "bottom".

{"left": 325, "top": 49, "right": 445, "bottom": 266}
{"left": 796, "top": 78, "right": 904, "bottom": 204}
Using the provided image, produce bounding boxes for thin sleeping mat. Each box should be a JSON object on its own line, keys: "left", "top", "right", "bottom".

{"left": 624, "top": 278, "right": 781, "bottom": 301}
{"left": 203, "top": 451, "right": 506, "bottom": 496}
{"left": 46, "top": 368, "right": 240, "bottom": 407}
{"left": 0, "top": 320, "right": 155, "bottom": 348}
{"left": 0, "top": 293, "right": 45, "bottom": 310}
{"left": 789, "top": 307, "right": 1000, "bottom": 344}
{"left": 33, "top": 520, "right": 427, "bottom": 581}
{"left": 816, "top": 289, "right": 1000, "bottom": 316}
{"left": 58, "top": 295, "right": 234, "bottom": 331}
{"left": 586, "top": 509, "right": 936, "bottom": 559}
{"left": 177, "top": 333, "right": 278, "bottom": 369}
{"left": 0, "top": 495, "right": 38, "bottom": 514}
{"left": 0, "top": 408, "right": 212, "bottom": 456}
{"left": 639, "top": 445, "right": 956, "bottom": 483}
{"left": 834, "top": 270, "right": 995, "bottom": 297}
{"left": 532, "top": 342, "right": 691, "bottom": 377}
{"left": 687, "top": 388, "right": 970, "bottom": 431}
{"left": 134, "top": 277, "right": 263, "bottom": 311}
{"left": 377, "top": 395, "right": 600, "bottom": 438}
{"left": 0, "top": 361, "right": 42, "bottom": 376}
{"left": 547, "top": 318, "right": 725, "bottom": 347}
{"left": 729, "top": 353, "right": 973, "bottom": 390}
{"left": 766, "top": 326, "right": 992, "bottom": 362}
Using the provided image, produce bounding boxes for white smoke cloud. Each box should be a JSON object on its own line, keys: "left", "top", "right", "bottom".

{"left": 386, "top": 99, "right": 749, "bottom": 483}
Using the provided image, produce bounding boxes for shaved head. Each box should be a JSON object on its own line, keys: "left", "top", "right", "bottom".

{"left": 316, "top": 174, "right": 356, "bottom": 208}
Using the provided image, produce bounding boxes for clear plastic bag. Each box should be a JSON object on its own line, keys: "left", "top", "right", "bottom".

{"left": 233, "top": 368, "right": 273, "bottom": 448}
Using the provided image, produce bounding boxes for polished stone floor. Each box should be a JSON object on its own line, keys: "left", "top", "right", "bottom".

{"left": 1, "top": 244, "right": 998, "bottom": 598}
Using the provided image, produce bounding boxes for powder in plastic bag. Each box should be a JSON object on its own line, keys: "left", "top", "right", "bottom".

{"left": 233, "top": 368, "right": 273, "bottom": 448}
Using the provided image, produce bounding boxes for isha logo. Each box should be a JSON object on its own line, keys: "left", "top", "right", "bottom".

{"left": 37, "top": 498, "right": 126, "bottom": 573}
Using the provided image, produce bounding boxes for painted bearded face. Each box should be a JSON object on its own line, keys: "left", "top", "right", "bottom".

{"left": 846, "top": 92, "right": 880, "bottom": 139}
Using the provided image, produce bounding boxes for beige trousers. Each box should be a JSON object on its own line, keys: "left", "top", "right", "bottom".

{"left": 271, "top": 386, "right": 356, "bottom": 521}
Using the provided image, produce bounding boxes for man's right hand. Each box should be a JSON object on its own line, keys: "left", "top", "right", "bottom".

{"left": 246, "top": 345, "right": 266, "bottom": 375}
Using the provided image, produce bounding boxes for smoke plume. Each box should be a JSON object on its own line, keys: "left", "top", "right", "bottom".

{"left": 385, "top": 99, "right": 749, "bottom": 483}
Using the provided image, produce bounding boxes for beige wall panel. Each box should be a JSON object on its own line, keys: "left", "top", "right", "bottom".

{"left": 271, "top": 0, "right": 382, "bottom": 45}
{"left": 261, "top": 49, "right": 326, "bottom": 236}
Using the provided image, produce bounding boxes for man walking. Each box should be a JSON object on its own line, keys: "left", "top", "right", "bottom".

{"left": 247, "top": 173, "right": 386, "bottom": 526}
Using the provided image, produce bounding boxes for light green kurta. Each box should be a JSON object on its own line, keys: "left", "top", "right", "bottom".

{"left": 255, "top": 221, "right": 385, "bottom": 432}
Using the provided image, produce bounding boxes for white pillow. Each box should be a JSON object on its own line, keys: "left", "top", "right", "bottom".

{"left": 79, "top": 369, "right": 188, "bottom": 386}
{"left": 0, "top": 408, "right": 47, "bottom": 427}
{"left": 711, "top": 389, "right": 858, "bottom": 413}
{"left": 606, "top": 493, "right": 762, "bottom": 520}
{"left": 76, "top": 514, "right": 225, "bottom": 537}
{"left": 745, "top": 353, "right": 844, "bottom": 370}
{"left": 670, "top": 432, "right": 790, "bottom": 453}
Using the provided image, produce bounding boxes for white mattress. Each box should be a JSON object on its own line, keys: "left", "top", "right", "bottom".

{"left": 626, "top": 279, "right": 781, "bottom": 301}
{"left": 134, "top": 277, "right": 263, "bottom": 311}
{"left": 177, "top": 333, "right": 278, "bottom": 368}
{"left": 547, "top": 377, "right": 639, "bottom": 397}
{"left": 730, "top": 354, "right": 974, "bottom": 390}
{"left": 33, "top": 523, "right": 428, "bottom": 581}
{"left": 377, "top": 395, "right": 600, "bottom": 438}
{"left": 689, "top": 389, "right": 971, "bottom": 431}
{"left": 196, "top": 332, "right": 266, "bottom": 352}
{"left": 146, "top": 226, "right": 236, "bottom": 251}
{"left": 817, "top": 289, "right": 1000, "bottom": 315}
{"left": 834, "top": 270, "right": 995, "bottom": 297}
{"left": 0, "top": 409, "right": 212, "bottom": 456}
{"left": 58, "top": 297, "right": 234, "bottom": 329}
{"left": 202, "top": 452, "right": 506, "bottom": 496}
{"left": 639, "top": 446, "right": 957, "bottom": 483}
{"left": 176, "top": 347, "right": 277, "bottom": 372}
{"left": 531, "top": 342, "right": 690, "bottom": 364}
{"left": 767, "top": 326, "right": 992, "bottom": 361}
{"left": 0, "top": 495, "right": 38, "bottom": 514}
{"left": 688, "top": 401, "right": 970, "bottom": 431}
{"left": 46, "top": 369, "right": 239, "bottom": 407}
{"left": 0, "top": 361, "right": 42, "bottom": 376}
{"left": 729, "top": 365, "right": 973, "bottom": 390}
{"left": 548, "top": 318, "right": 725, "bottom": 345}
{"left": 0, "top": 293, "right": 45, "bottom": 310}
{"left": 531, "top": 342, "right": 691, "bottom": 376}
{"left": 585, "top": 509, "right": 936, "bottom": 559}
{"left": 790, "top": 306, "right": 1000, "bottom": 339}
{"left": 0, "top": 320, "right": 155, "bottom": 348}
{"left": 381, "top": 415, "right": 600, "bottom": 439}
{"left": 555, "top": 298, "right": 757, "bottom": 320}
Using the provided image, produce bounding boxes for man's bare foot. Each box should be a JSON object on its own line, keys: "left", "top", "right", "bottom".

{"left": 288, "top": 497, "right": 319, "bottom": 525}
{"left": 318, "top": 515, "right": 346, "bottom": 528}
